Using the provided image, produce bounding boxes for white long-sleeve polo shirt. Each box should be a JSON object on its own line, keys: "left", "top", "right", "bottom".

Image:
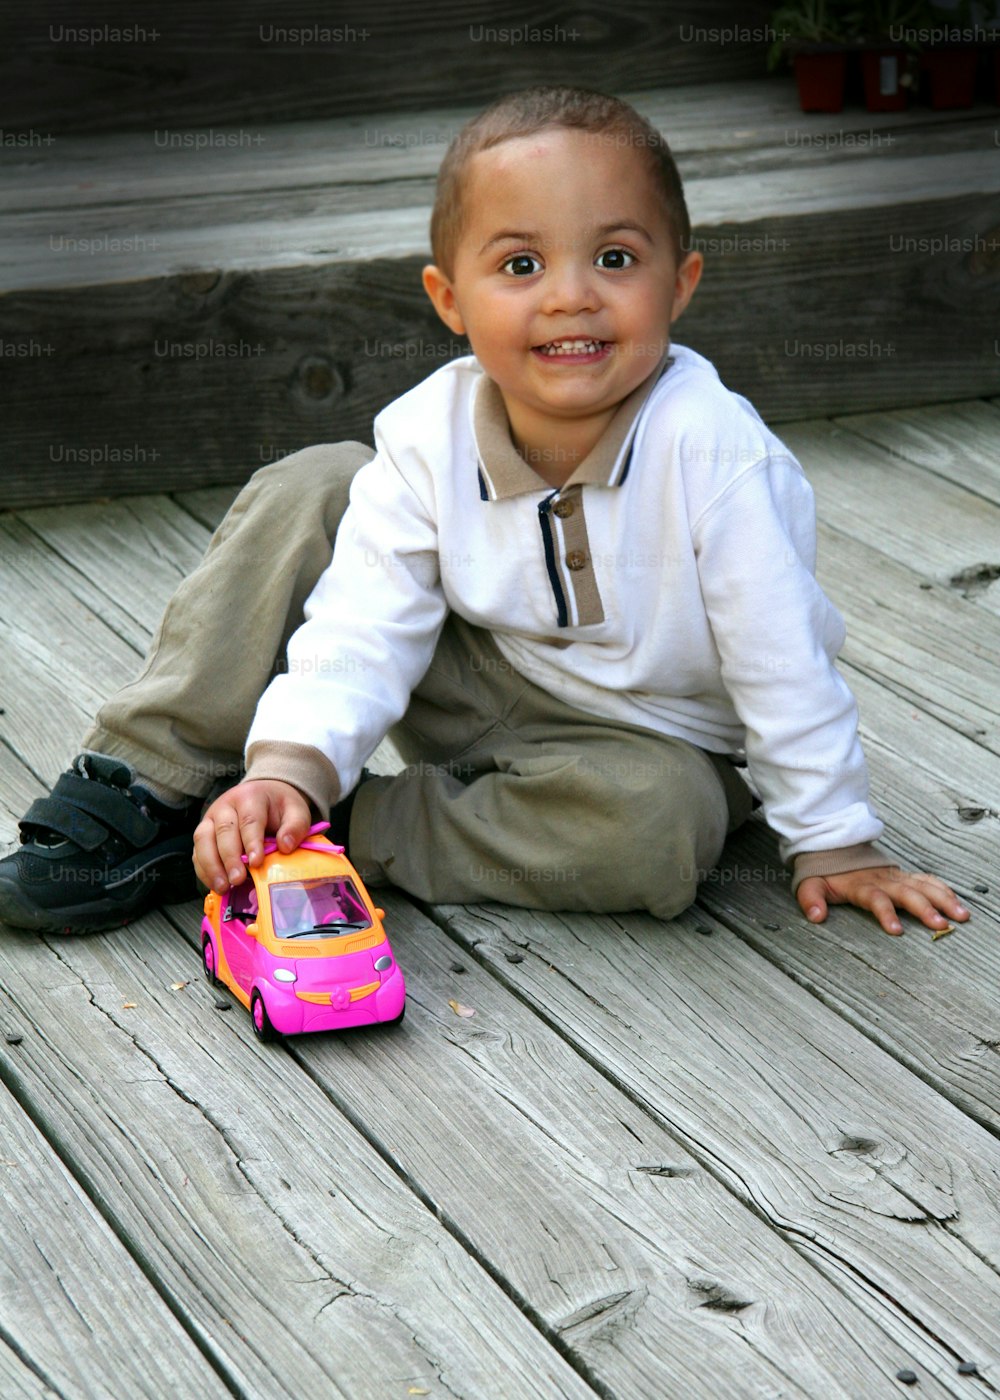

{"left": 246, "top": 344, "right": 885, "bottom": 874}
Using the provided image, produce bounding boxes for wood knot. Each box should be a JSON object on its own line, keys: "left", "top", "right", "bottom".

{"left": 176, "top": 269, "right": 223, "bottom": 299}
{"left": 294, "top": 354, "right": 343, "bottom": 403}
{"left": 834, "top": 1135, "right": 879, "bottom": 1154}
{"left": 687, "top": 1278, "right": 753, "bottom": 1313}
{"left": 948, "top": 562, "right": 1000, "bottom": 599}
{"left": 968, "top": 223, "right": 1000, "bottom": 275}
{"left": 635, "top": 1164, "right": 695, "bottom": 1178}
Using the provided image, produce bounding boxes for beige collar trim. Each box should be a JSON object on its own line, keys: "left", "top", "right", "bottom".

{"left": 473, "top": 352, "right": 674, "bottom": 501}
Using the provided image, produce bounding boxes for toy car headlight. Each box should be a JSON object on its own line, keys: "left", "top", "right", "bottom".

{"left": 273, "top": 968, "right": 297, "bottom": 984}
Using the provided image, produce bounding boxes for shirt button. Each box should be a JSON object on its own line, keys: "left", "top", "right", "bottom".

{"left": 552, "top": 498, "right": 575, "bottom": 518}
{"left": 565, "top": 550, "right": 587, "bottom": 571}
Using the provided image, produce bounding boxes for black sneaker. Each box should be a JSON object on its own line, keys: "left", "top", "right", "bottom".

{"left": 326, "top": 768, "right": 375, "bottom": 852}
{"left": 0, "top": 754, "right": 202, "bottom": 934}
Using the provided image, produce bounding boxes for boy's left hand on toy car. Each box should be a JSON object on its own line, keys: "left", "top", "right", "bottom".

{"left": 796, "top": 866, "right": 970, "bottom": 937}
{"left": 193, "top": 778, "right": 313, "bottom": 894}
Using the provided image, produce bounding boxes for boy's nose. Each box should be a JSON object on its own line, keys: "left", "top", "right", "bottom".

{"left": 539, "top": 262, "right": 601, "bottom": 316}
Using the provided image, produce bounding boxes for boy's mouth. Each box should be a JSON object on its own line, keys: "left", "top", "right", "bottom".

{"left": 533, "top": 338, "right": 612, "bottom": 362}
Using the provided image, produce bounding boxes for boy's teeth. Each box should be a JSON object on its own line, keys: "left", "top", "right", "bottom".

{"left": 540, "top": 339, "right": 604, "bottom": 355}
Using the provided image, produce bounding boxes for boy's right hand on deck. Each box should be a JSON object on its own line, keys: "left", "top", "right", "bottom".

{"left": 193, "top": 779, "right": 313, "bottom": 893}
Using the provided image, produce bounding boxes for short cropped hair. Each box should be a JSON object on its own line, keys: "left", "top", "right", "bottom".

{"left": 429, "top": 86, "right": 691, "bottom": 278}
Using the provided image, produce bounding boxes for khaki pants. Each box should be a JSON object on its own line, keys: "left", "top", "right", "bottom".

{"left": 87, "top": 444, "right": 753, "bottom": 918}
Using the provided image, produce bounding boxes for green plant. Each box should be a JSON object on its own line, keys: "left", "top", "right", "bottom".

{"left": 768, "top": 0, "right": 853, "bottom": 70}
{"left": 841, "top": 0, "right": 941, "bottom": 44}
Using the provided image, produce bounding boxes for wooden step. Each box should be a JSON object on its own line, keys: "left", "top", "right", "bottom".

{"left": 1, "top": 80, "right": 998, "bottom": 507}
{"left": 1, "top": 0, "right": 773, "bottom": 134}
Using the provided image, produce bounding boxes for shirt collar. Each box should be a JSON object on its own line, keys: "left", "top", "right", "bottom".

{"left": 473, "top": 351, "right": 675, "bottom": 502}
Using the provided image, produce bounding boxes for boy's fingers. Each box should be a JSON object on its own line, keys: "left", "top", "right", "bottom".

{"left": 192, "top": 781, "right": 311, "bottom": 891}
{"left": 193, "top": 811, "right": 233, "bottom": 893}
{"left": 797, "top": 868, "right": 970, "bottom": 938}
{"left": 885, "top": 882, "right": 950, "bottom": 930}
{"left": 864, "top": 888, "right": 903, "bottom": 935}
{"left": 236, "top": 803, "right": 268, "bottom": 873}
{"left": 795, "top": 877, "right": 828, "bottom": 922}
{"left": 906, "top": 874, "right": 970, "bottom": 921}
{"left": 883, "top": 875, "right": 971, "bottom": 929}
{"left": 274, "top": 791, "right": 312, "bottom": 854}
{"left": 213, "top": 805, "right": 251, "bottom": 888}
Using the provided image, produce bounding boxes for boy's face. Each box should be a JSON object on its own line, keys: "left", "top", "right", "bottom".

{"left": 423, "top": 126, "right": 702, "bottom": 449}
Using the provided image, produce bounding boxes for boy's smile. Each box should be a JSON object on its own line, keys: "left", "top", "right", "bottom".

{"left": 423, "top": 127, "right": 702, "bottom": 484}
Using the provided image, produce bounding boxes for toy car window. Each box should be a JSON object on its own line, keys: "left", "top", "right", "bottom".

{"left": 269, "top": 877, "right": 372, "bottom": 937}
{"left": 230, "top": 882, "right": 258, "bottom": 920}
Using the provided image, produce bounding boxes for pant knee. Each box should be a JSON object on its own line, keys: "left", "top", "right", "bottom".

{"left": 567, "top": 746, "right": 730, "bottom": 918}
{"left": 249, "top": 440, "right": 374, "bottom": 489}
{"left": 242, "top": 442, "right": 374, "bottom": 535}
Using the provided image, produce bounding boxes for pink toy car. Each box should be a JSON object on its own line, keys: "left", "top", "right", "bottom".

{"left": 200, "top": 822, "right": 405, "bottom": 1041}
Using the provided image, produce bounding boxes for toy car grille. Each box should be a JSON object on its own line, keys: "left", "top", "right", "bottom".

{"left": 296, "top": 980, "right": 380, "bottom": 1005}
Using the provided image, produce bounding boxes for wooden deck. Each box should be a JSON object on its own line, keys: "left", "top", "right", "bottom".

{"left": 1, "top": 397, "right": 1000, "bottom": 1397}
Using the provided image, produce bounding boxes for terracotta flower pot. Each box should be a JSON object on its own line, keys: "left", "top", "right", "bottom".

{"left": 921, "top": 46, "right": 978, "bottom": 109}
{"left": 862, "top": 47, "right": 909, "bottom": 111}
{"left": 792, "top": 47, "right": 848, "bottom": 112}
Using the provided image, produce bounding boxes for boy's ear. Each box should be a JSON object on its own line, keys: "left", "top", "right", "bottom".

{"left": 669, "top": 250, "right": 704, "bottom": 324}
{"left": 422, "top": 264, "right": 466, "bottom": 335}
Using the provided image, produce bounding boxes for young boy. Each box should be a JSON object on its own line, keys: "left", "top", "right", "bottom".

{"left": 0, "top": 87, "right": 967, "bottom": 938}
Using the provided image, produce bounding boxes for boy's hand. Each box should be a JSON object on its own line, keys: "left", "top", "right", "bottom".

{"left": 193, "top": 779, "right": 312, "bottom": 894}
{"left": 797, "top": 865, "right": 970, "bottom": 937}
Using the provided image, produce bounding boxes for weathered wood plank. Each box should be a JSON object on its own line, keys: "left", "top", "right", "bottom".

{"left": 16, "top": 496, "right": 210, "bottom": 644}
{"left": 432, "top": 897, "right": 1000, "bottom": 1380}
{"left": 0, "top": 1342, "right": 58, "bottom": 1400}
{"left": 4, "top": 143, "right": 993, "bottom": 299}
{"left": 832, "top": 401, "right": 1000, "bottom": 508}
{"left": 816, "top": 520, "right": 1000, "bottom": 755}
{"left": 0, "top": 257, "right": 436, "bottom": 507}
{"left": 213, "top": 897, "right": 973, "bottom": 1399}
{"left": 685, "top": 652, "right": 1000, "bottom": 1131}
{"left": 0, "top": 1068, "right": 230, "bottom": 1398}
{"left": 6, "top": 108, "right": 997, "bottom": 291}
{"left": 0, "top": 914, "right": 596, "bottom": 1400}
{"left": 696, "top": 806, "right": 998, "bottom": 1135}
{"left": 787, "top": 420, "right": 1000, "bottom": 616}
{"left": 0, "top": 747, "right": 43, "bottom": 838}
{"left": 0, "top": 534, "right": 140, "bottom": 784}
{"left": 4, "top": 84, "right": 990, "bottom": 219}
{"left": 172, "top": 484, "right": 240, "bottom": 533}
{"left": 0, "top": 2, "right": 775, "bottom": 135}
{"left": 0, "top": 515, "right": 147, "bottom": 779}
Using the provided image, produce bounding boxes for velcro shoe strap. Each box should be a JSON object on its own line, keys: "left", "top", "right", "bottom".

{"left": 20, "top": 796, "right": 110, "bottom": 852}
{"left": 49, "top": 771, "right": 159, "bottom": 846}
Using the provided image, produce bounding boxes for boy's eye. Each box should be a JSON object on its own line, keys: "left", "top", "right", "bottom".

{"left": 595, "top": 247, "right": 635, "bottom": 270}
{"left": 501, "top": 254, "right": 542, "bottom": 277}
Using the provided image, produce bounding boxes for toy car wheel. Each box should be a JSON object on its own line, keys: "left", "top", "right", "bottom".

{"left": 202, "top": 935, "right": 218, "bottom": 986}
{"left": 250, "top": 989, "right": 279, "bottom": 1043}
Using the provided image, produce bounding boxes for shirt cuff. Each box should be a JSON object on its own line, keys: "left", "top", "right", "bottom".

{"left": 790, "top": 842, "right": 895, "bottom": 896}
{"left": 244, "top": 740, "right": 342, "bottom": 815}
